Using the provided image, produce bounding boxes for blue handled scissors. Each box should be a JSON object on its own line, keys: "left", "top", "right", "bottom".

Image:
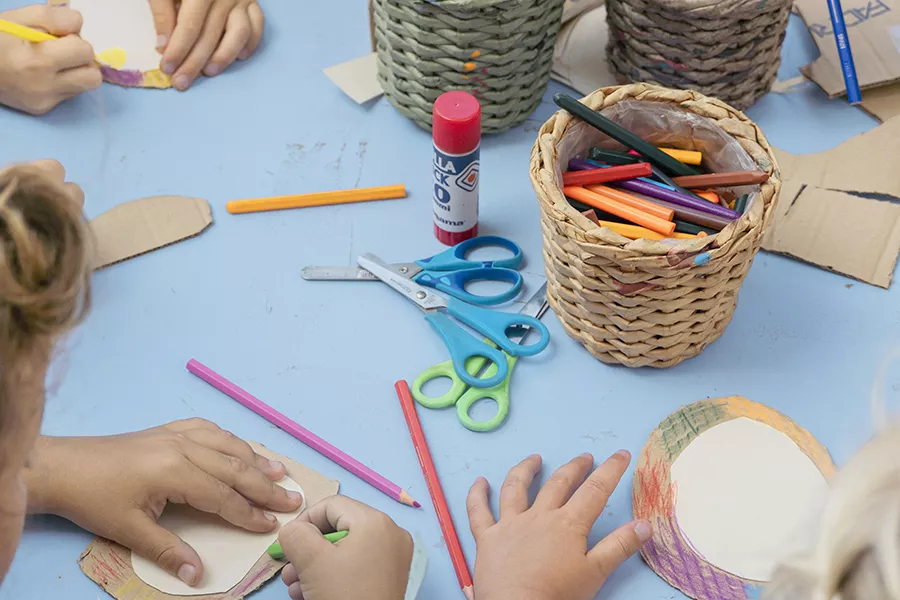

{"left": 302, "top": 236, "right": 524, "bottom": 306}
{"left": 412, "top": 285, "right": 550, "bottom": 432}
{"left": 356, "top": 253, "right": 550, "bottom": 389}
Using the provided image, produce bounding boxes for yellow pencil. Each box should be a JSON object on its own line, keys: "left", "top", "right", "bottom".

{"left": 659, "top": 147, "right": 703, "bottom": 166}
{"left": 226, "top": 184, "right": 407, "bottom": 214}
{"left": 0, "top": 18, "right": 126, "bottom": 68}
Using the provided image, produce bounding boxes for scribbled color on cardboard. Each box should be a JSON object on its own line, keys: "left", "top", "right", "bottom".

{"left": 632, "top": 396, "right": 836, "bottom": 600}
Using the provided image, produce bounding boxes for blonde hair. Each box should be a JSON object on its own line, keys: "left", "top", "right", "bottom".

{"left": 766, "top": 350, "right": 900, "bottom": 600}
{"left": 0, "top": 164, "right": 91, "bottom": 451}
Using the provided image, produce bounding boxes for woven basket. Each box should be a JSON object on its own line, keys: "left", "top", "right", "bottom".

{"left": 372, "top": 0, "right": 565, "bottom": 133}
{"left": 605, "top": 0, "right": 792, "bottom": 110}
{"left": 530, "top": 84, "right": 780, "bottom": 368}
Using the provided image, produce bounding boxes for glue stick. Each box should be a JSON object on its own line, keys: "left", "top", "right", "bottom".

{"left": 432, "top": 91, "right": 481, "bottom": 245}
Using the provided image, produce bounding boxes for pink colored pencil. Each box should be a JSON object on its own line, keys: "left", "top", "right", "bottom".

{"left": 187, "top": 359, "right": 420, "bottom": 508}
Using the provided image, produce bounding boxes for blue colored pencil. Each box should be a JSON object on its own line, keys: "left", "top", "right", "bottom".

{"left": 826, "top": 0, "right": 862, "bottom": 104}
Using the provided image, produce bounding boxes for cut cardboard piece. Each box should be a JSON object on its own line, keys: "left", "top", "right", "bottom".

{"left": 90, "top": 196, "right": 213, "bottom": 270}
{"left": 562, "top": 0, "right": 605, "bottom": 24}
{"left": 78, "top": 443, "right": 340, "bottom": 600}
{"left": 552, "top": 5, "right": 618, "bottom": 95}
{"left": 324, "top": 53, "right": 383, "bottom": 104}
{"left": 860, "top": 82, "right": 900, "bottom": 121}
{"left": 765, "top": 116, "right": 900, "bottom": 288}
{"left": 794, "top": 0, "right": 900, "bottom": 98}
{"left": 762, "top": 183, "right": 900, "bottom": 288}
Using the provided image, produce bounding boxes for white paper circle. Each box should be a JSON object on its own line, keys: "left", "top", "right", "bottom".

{"left": 670, "top": 417, "right": 828, "bottom": 582}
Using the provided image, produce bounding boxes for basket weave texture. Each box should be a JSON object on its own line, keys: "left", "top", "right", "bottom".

{"left": 530, "top": 84, "right": 781, "bottom": 368}
{"left": 605, "top": 0, "right": 792, "bottom": 110}
{"left": 372, "top": 0, "right": 565, "bottom": 133}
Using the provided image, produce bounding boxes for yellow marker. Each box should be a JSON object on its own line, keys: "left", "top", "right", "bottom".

{"left": 0, "top": 19, "right": 126, "bottom": 69}
{"left": 226, "top": 184, "right": 407, "bottom": 215}
{"left": 596, "top": 220, "right": 704, "bottom": 241}
{"left": 658, "top": 147, "right": 703, "bottom": 166}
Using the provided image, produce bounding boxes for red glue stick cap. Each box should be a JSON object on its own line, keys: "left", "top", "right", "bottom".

{"left": 433, "top": 91, "right": 481, "bottom": 155}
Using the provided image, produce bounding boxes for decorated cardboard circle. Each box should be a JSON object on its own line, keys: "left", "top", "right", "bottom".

{"left": 632, "top": 396, "right": 836, "bottom": 599}
{"left": 48, "top": 0, "right": 171, "bottom": 89}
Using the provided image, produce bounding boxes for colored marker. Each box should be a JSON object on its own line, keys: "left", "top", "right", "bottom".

{"left": 267, "top": 530, "right": 349, "bottom": 560}
{"left": 564, "top": 186, "right": 675, "bottom": 235}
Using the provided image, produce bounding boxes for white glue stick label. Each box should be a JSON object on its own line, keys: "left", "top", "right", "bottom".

{"left": 433, "top": 145, "right": 480, "bottom": 233}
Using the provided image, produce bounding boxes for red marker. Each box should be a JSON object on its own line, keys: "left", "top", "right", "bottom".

{"left": 432, "top": 91, "right": 481, "bottom": 246}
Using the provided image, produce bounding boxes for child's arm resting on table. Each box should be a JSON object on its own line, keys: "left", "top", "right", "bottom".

{"left": 468, "top": 451, "right": 653, "bottom": 600}
{"left": 23, "top": 418, "right": 303, "bottom": 587}
{"left": 278, "top": 496, "right": 414, "bottom": 600}
{"left": 0, "top": 5, "right": 100, "bottom": 115}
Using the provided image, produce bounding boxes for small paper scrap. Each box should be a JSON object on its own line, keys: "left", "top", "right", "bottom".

{"left": 324, "top": 53, "right": 383, "bottom": 104}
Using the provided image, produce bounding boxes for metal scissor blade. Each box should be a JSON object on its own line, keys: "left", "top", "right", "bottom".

{"left": 302, "top": 263, "right": 421, "bottom": 281}
{"left": 357, "top": 254, "right": 448, "bottom": 311}
{"left": 507, "top": 283, "right": 549, "bottom": 345}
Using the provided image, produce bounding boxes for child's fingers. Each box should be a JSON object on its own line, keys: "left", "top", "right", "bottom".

{"left": 116, "top": 510, "right": 204, "bottom": 586}
{"left": 204, "top": 8, "right": 250, "bottom": 76}
{"left": 239, "top": 2, "right": 264, "bottom": 61}
{"left": 176, "top": 424, "right": 287, "bottom": 481}
{"left": 298, "top": 495, "right": 375, "bottom": 536}
{"left": 280, "top": 562, "right": 299, "bottom": 586}
{"left": 57, "top": 65, "right": 102, "bottom": 95}
{"left": 499, "top": 454, "right": 541, "bottom": 519}
{"left": 171, "top": 2, "right": 230, "bottom": 90}
{"left": 565, "top": 450, "right": 630, "bottom": 532}
{"left": 278, "top": 520, "right": 334, "bottom": 574}
{"left": 586, "top": 520, "right": 652, "bottom": 582}
{"left": 44, "top": 36, "right": 96, "bottom": 71}
{"left": 5, "top": 5, "right": 83, "bottom": 36}
{"left": 532, "top": 453, "right": 594, "bottom": 511}
{"left": 161, "top": 0, "right": 213, "bottom": 75}
{"left": 148, "top": 0, "right": 177, "bottom": 50}
{"left": 287, "top": 582, "right": 305, "bottom": 600}
{"left": 466, "top": 477, "right": 496, "bottom": 541}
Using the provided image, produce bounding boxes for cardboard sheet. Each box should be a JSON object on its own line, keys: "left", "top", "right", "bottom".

{"left": 860, "top": 82, "right": 900, "bottom": 121}
{"left": 764, "top": 117, "right": 900, "bottom": 288}
{"left": 552, "top": 5, "right": 618, "bottom": 95}
{"left": 90, "top": 196, "right": 213, "bottom": 270}
{"left": 132, "top": 470, "right": 306, "bottom": 595}
{"left": 794, "top": 0, "right": 900, "bottom": 98}
{"left": 324, "top": 53, "right": 383, "bottom": 104}
{"left": 671, "top": 417, "right": 828, "bottom": 582}
{"left": 78, "top": 443, "right": 339, "bottom": 600}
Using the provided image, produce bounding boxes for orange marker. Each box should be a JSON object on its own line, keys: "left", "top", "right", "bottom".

{"left": 692, "top": 191, "right": 720, "bottom": 204}
{"left": 584, "top": 184, "right": 675, "bottom": 221}
{"left": 564, "top": 186, "right": 675, "bottom": 236}
{"left": 597, "top": 220, "right": 664, "bottom": 240}
{"left": 226, "top": 184, "right": 407, "bottom": 214}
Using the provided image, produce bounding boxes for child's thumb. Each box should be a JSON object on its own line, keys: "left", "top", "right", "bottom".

{"left": 278, "top": 520, "right": 334, "bottom": 572}
{"left": 123, "top": 513, "right": 204, "bottom": 586}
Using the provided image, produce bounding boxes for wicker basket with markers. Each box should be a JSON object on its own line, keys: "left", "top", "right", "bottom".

{"left": 371, "top": 0, "right": 565, "bottom": 133}
{"left": 530, "top": 84, "right": 780, "bottom": 368}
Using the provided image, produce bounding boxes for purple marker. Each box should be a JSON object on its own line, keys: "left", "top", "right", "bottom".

{"left": 611, "top": 177, "right": 740, "bottom": 220}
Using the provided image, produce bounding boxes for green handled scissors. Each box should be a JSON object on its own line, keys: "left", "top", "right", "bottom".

{"left": 411, "top": 284, "right": 550, "bottom": 432}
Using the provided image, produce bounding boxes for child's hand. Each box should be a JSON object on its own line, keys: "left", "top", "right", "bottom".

{"left": 24, "top": 419, "right": 303, "bottom": 586}
{"left": 467, "top": 452, "right": 652, "bottom": 600}
{"left": 0, "top": 6, "right": 101, "bottom": 115}
{"left": 278, "top": 496, "right": 414, "bottom": 600}
{"left": 149, "top": 0, "right": 263, "bottom": 91}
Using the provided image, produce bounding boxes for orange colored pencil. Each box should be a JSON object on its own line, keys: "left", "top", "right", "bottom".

{"left": 584, "top": 184, "right": 675, "bottom": 221}
{"left": 226, "top": 184, "right": 407, "bottom": 214}
{"left": 693, "top": 191, "right": 720, "bottom": 204}
{"left": 395, "top": 381, "right": 474, "bottom": 600}
{"left": 564, "top": 186, "right": 675, "bottom": 236}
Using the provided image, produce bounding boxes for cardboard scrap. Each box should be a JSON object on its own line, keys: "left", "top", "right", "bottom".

{"left": 78, "top": 443, "right": 340, "bottom": 600}
{"left": 90, "top": 195, "right": 212, "bottom": 270}
{"left": 552, "top": 5, "right": 618, "bottom": 95}
{"left": 763, "top": 117, "right": 900, "bottom": 288}
{"left": 324, "top": 53, "right": 383, "bottom": 104}
{"left": 794, "top": 0, "right": 900, "bottom": 98}
{"left": 562, "top": 0, "right": 605, "bottom": 24}
{"left": 859, "top": 82, "right": 900, "bottom": 121}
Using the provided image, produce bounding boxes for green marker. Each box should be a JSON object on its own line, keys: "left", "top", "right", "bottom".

{"left": 267, "top": 530, "right": 349, "bottom": 560}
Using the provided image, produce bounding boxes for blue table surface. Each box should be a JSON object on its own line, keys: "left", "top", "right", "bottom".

{"left": 2, "top": 2, "right": 898, "bottom": 599}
